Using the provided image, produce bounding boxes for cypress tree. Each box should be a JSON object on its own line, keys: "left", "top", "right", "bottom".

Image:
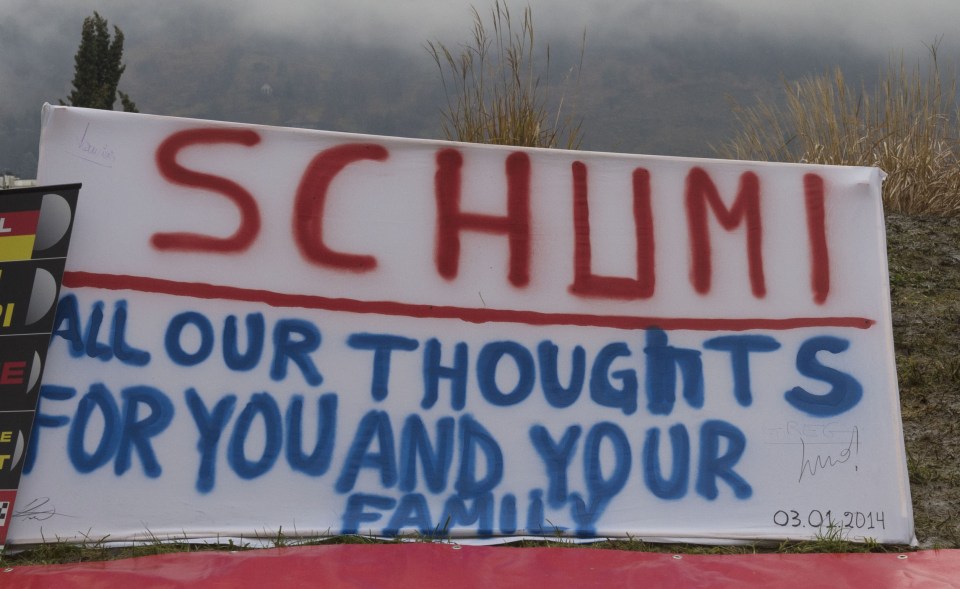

{"left": 61, "top": 12, "right": 138, "bottom": 112}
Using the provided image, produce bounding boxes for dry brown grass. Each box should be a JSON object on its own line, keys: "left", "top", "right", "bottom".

{"left": 716, "top": 43, "right": 960, "bottom": 216}
{"left": 427, "top": 1, "right": 583, "bottom": 149}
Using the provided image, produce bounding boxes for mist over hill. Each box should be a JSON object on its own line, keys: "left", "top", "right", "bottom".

{"left": 0, "top": 0, "right": 948, "bottom": 178}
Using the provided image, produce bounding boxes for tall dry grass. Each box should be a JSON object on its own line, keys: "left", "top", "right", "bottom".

{"left": 716, "top": 45, "right": 960, "bottom": 216}
{"left": 427, "top": 1, "right": 583, "bottom": 149}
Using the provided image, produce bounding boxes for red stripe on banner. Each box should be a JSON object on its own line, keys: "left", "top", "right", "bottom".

{"left": 62, "top": 271, "right": 876, "bottom": 332}
{"left": 0, "top": 210, "right": 41, "bottom": 237}
{"left": 4, "top": 544, "right": 958, "bottom": 589}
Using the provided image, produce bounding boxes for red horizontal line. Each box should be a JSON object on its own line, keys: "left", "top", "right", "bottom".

{"left": 62, "top": 271, "right": 875, "bottom": 332}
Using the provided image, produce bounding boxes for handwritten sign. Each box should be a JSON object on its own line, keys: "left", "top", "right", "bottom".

{"left": 9, "top": 104, "right": 913, "bottom": 545}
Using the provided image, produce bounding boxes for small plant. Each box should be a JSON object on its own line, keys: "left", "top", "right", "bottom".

{"left": 226, "top": 538, "right": 250, "bottom": 551}
{"left": 273, "top": 526, "right": 288, "bottom": 548}
{"left": 427, "top": 0, "right": 584, "bottom": 149}
{"left": 813, "top": 520, "right": 849, "bottom": 546}
{"left": 428, "top": 515, "right": 453, "bottom": 542}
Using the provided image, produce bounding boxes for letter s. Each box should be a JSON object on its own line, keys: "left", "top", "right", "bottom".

{"left": 785, "top": 336, "right": 863, "bottom": 417}
{"left": 154, "top": 128, "right": 262, "bottom": 252}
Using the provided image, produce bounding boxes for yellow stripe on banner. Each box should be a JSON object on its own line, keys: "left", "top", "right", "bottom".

{"left": 0, "top": 235, "right": 37, "bottom": 261}
{"left": 2, "top": 303, "right": 13, "bottom": 327}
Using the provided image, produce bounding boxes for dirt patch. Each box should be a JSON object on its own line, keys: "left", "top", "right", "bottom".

{"left": 886, "top": 213, "right": 960, "bottom": 548}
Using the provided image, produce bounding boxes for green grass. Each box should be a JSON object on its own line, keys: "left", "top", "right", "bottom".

{"left": 1, "top": 506, "right": 914, "bottom": 566}
{"left": 0, "top": 531, "right": 907, "bottom": 567}
{"left": 0, "top": 534, "right": 251, "bottom": 566}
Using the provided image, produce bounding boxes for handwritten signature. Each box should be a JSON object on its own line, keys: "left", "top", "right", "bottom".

{"left": 798, "top": 426, "right": 859, "bottom": 482}
{"left": 12, "top": 497, "right": 73, "bottom": 521}
{"left": 74, "top": 123, "right": 116, "bottom": 168}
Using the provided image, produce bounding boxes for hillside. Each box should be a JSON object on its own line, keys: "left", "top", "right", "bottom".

{"left": 0, "top": 12, "right": 884, "bottom": 177}
{"left": 887, "top": 213, "right": 960, "bottom": 548}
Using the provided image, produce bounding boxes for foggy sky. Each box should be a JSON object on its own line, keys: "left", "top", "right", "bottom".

{"left": 2, "top": 0, "right": 959, "bottom": 175}
{"left": 4, "top": 0, "right": 952, "bottom": 52}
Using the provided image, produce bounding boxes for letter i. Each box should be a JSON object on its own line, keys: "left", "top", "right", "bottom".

{"left": 2, "top": 303, "right": 13, "bottom": 327}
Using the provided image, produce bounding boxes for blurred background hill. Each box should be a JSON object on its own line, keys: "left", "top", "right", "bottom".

{"left": 2, "top": 0, "right": 946, "bottom": 177}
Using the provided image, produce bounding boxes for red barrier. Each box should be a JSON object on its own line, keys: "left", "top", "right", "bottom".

{"left": 5, "top": 544, "right": 959, "bottom": 589}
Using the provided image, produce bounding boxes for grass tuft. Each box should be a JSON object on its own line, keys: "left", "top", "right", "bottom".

{"left": 716, "top": 41, "right": 960, "bottom": 216}
{"left": 427, "top": 0, "right": 584, "bottom": 149}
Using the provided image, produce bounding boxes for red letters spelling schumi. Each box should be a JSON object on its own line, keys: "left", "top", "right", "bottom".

{"left": 149, "top": 131, "right": 834, "bottom": 308}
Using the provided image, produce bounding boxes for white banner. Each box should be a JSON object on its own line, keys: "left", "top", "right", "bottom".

{"left": 10, "top": 105, "right": 913, "bottom": 544}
